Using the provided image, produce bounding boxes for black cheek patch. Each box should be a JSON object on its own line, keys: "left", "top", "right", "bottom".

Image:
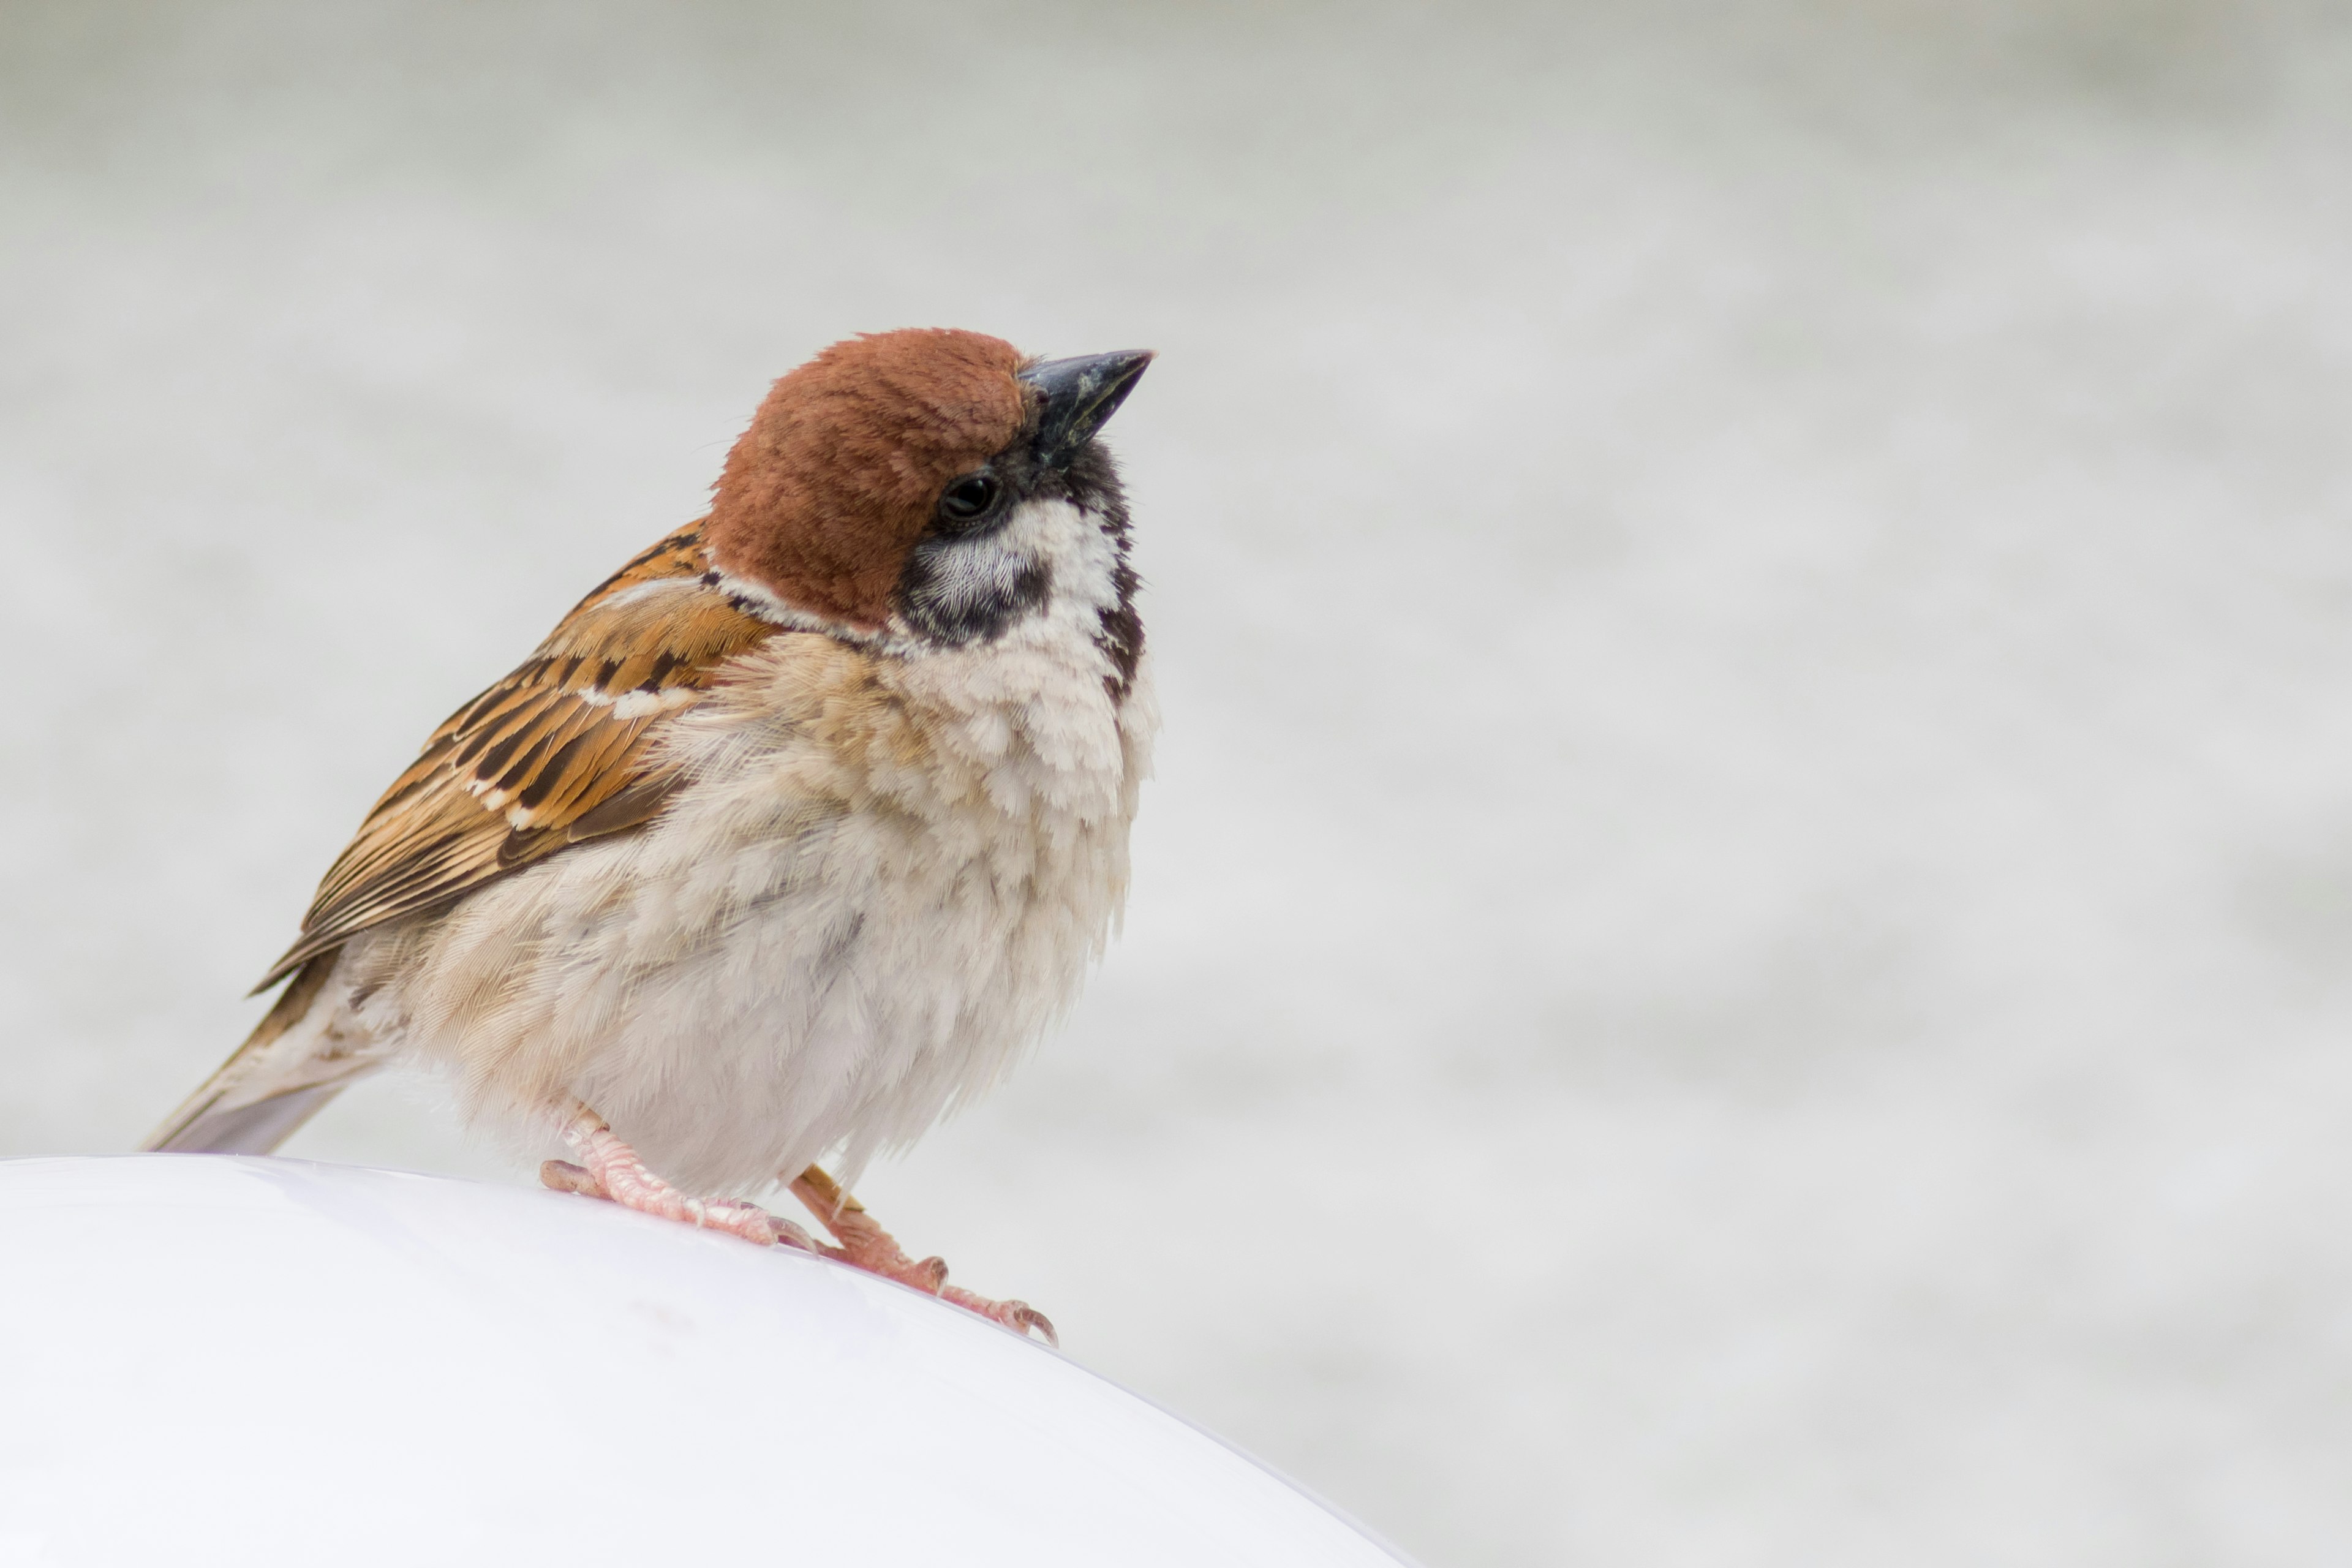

{"left": 896, "top": 545, "right": 1052, "bottom": 646}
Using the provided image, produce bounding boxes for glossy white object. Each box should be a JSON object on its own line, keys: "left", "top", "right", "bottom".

{"left": 0, "top": 1157, "right": 1408, "bottom": 1567}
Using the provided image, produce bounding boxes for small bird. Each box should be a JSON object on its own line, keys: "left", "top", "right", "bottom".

{"left": 143, "top": 328, "right": 1157, "bottom": 1340}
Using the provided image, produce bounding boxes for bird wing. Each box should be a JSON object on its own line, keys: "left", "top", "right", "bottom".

{"left": 255, "top": 524, "right": 775, "bottom": 990}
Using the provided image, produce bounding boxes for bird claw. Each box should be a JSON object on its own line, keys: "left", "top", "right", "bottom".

{"left": 540, "top": 1158, "right": 601, "bottom": 1197}
{"left": 945, "top": 1290, "right": 1058, "bottom": 1347}
{"left": 543, "top": 1156, "right": 821, "bottom": 1253}
{"left": 541, "top": 1116, "right": 785, "bottom": 1248}
{"left": 545, "top": 1141, "right": 1045, "bottom": 1340}
{"left": 1012, "top": 1305, "right": 1057, "bottom": 1348}
{"left": 786, "top": 1167, "right": 1057, "bottom": 1343}
{"left": 764, "top": 1215, "right": 820, "bottom": 1252}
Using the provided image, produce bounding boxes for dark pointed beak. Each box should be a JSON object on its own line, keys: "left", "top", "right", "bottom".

{"left": 1019, "top": 349, "right": 1154, "bottom": 467}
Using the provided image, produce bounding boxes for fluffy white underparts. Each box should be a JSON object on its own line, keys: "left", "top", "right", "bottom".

{"left": 332, "top": 498, "right": 1155, "bottom": 1193}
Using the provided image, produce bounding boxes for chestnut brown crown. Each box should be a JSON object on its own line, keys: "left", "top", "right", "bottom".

{"left": 704, "top": 328, "right": 1035, "bottom": 630}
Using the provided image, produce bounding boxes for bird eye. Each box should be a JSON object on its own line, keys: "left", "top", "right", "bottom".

{"left": 937, "top": 473, "right": 1002, "bottom": 527}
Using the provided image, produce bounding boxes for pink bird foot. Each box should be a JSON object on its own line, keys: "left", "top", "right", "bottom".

{"left": 790, "top": 1166, "right": 1057, "bottom": 1346}
{"left": 540, "top": 1103, "right": 816, "bottom": 1251}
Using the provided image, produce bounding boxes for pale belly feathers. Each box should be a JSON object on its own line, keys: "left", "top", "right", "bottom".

{"left": 333, "top": 619, "right": 1156, "bottom": 1193}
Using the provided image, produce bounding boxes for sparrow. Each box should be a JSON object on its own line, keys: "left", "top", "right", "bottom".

{"left": 141, "top": 328, "right": 1158, "bottom": 1341}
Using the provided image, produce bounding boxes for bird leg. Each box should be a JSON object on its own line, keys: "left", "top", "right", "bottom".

{"left": 788, "top": 1165, "right": 1057, "bottom": 1346}
{"left": 540, "top": 1102, "right": 815, "bottom": 1251}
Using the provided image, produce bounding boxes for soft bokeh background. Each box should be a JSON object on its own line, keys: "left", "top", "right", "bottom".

{"left": 7, "top": 1, "right": 2352, "bottom": 1562}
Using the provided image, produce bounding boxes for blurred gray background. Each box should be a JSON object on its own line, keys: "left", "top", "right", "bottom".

{"left": 7, "top": 1, "right": 2352, "bottom": 1562}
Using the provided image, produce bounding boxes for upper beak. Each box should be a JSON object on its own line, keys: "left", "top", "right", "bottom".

{"left": 1019, "top": 349, "right": 1154, "bottom": 467}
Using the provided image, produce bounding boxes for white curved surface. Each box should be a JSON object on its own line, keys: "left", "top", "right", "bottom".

{"left": 0, "top": 1157, "right": 1408, "bottom": 1567}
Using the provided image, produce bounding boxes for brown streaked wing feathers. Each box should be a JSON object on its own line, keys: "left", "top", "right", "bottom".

{"left": 254, "top": 525, "right": 772, "bottom": 992}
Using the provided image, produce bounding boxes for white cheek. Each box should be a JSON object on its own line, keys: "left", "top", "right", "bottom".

{"left": 991, "top": 498, "right": 1120, "bottom": 614}
{"left": 905, "top": 497, "right": 1120, "bottom": 639}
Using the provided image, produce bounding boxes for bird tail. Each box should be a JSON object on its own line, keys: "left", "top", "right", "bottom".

{"left": 141, "top": 954, "right": 382, "bottom": 1155}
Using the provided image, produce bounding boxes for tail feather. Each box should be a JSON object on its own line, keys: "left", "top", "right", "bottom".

{"left": 142, "top": 955, "right": 379, "bottom": 1155}
{"left": 148, "top": 1084, "right": 351, "bottom": 1155}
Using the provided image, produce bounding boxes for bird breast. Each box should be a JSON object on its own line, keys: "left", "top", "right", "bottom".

{"left": 347, "top": 620, "right": 1156, "bottom": 1194}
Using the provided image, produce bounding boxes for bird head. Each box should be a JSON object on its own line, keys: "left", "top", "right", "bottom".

{"left": 705, "top": 328, "right": 1152, "bottom": 671}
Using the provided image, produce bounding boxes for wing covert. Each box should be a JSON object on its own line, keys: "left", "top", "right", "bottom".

{"left": 256, "top": 525, "right": 773, "bottom": 990}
